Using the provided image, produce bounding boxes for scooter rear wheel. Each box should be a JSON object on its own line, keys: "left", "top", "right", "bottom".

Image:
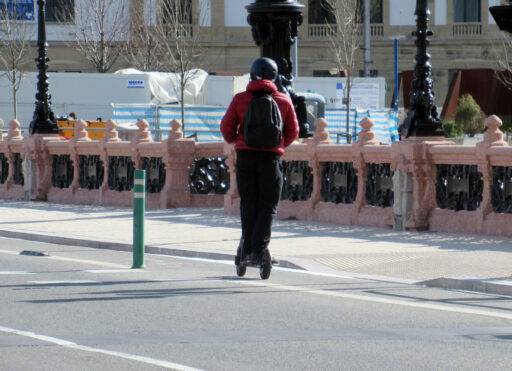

{"left": 236, "top": 264, "right": 247, "bottom": 277}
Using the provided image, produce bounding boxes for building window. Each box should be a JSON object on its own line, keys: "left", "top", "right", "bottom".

{"left": 46, "top": 0, "right": 75, "bottom": 23}
{"left": 366, "top": 0, "right": 383, "bottom": 24}
{"left": 453, "top": 0, "right": 481, "bottom": 23}
{"left": 308, "top": 0, "right": 383, "bottom": 24}
{"left": 0, "top": 0, "right": 34, "bottom": 21}
{"left": 309, "top": 0, "right": 335, "bottom": 24}
{"left": 161, "top": 0, "right": 193, "bottom": 24}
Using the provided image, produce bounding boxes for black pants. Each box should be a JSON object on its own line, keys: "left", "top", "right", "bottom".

{"left": 236, "top": 151, "right": 283, "bottom": 255}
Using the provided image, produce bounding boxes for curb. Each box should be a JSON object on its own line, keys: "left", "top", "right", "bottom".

{"left": 419, "top": 277, "right": 512, "bottom": 297}
{"left": 0, "top": 229, "right": 305, "bottom": 271}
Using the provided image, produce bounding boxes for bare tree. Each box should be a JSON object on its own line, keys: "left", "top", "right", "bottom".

{"left": 324, "top": 0, "right": 363, "bottom": 142}
{"left": 59, "top": 0, "right": 129, "bottom": 73}
{"left": 123, "top": 0, "right": 165, "bottom": 71}
{"left": 495, "top": 33, "right": 512, "bottom": 90}
{"left": 155, "top": 0, "right": 207, "bottom": 131}
{"left": 0, "top": 0, "right": 33, "bottom": 119}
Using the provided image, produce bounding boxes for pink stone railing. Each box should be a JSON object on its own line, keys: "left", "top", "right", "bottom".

{"left": 0, "top": 119, "right": 226, "bottom": 209}
{"left": 223, "top": 116, "right": 512, "bottom": 237}
{"left": 224, "top": 118, "right": 395, "bottom": 229}
{"left": 1, "top": 115, "right": 511, "bottom": 237}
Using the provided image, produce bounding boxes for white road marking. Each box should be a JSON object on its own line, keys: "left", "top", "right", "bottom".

{"left": 28, "top": 280, "right": 97, "bottom": 285}
{"left": 0, "top": 271, "right": 34, "bottom": 275}
{"left": 85, "top": 269, "right": 146, "bottom": 274}
{"left": 0, "top": 248, "right": 128, "bottom": 269}
{"left": 232, "top": 280, "right": 512, "bottom": 321}
{"left": 0, "top": 325, "right": 202, "bottom": 371}
{"left": 0, "top": 249, "right": 20, "bottom": 255}
{"left": 48, "top": 256, "right": 127, "bottom": 269}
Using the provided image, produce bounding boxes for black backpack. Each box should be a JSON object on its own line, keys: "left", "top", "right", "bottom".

{"left": 243, "top": 92, "right": 283, "bottom": 148}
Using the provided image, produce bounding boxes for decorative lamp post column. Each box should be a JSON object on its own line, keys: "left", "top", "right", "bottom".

{"left": 490, "top": 2, "right": 512, "bottom": 33}
{"left": 406, "top": 0, "right": 445, "bottom": 137}
{"left": 247, "top": 0, "right": 317, "bottom": 138}
{"left": 29, "top": 0, "right": 58, "bottom": 135}
{"left": 246, "top": 0, "right": 304, "bottom": 76}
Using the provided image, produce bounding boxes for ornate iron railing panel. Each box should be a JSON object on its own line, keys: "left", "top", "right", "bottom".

{"left": 13, "top": 153, "right": 24, "bottom": 186}
{"left": 281, "top": 161, "right": 313, "bottom": 201}
{"left": 0, "top": 153, "right": 8, "bottom": 184}
{"left": 108, "top": 156, "right": 134, "bottom": 192}
{"left": 436, "top": 164, "right": 483, "bottom": 211}
{"left": 189, "top": 157, "right": 230, "bottom": 195}
{"left": 321, "top": 162, "right": 357, "bottom": 204}
{"left": 366, "top": 163, "right": 394, "bottom": 207}
{"left": 52, "top": 155, "right": 73, "bottom": 189}
{"left": 78, "top": 155, "right": 104, "bottom": 190}
{"left": 141, "top": 157, "right": 165, "bottom": 194}
{"left": 492, "top": 166, "right": 512, "bottom": 214}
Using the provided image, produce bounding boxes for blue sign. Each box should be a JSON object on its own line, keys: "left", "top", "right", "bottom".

{"left": 1, "top": 0, "right": 34, "bottom": 21}
{"left": 127, "top": 80, "right": 145, "bottom": 89}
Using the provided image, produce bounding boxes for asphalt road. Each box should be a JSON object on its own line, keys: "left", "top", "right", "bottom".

{"left": 1, "top": 237, "right": 512, "bottom": 371}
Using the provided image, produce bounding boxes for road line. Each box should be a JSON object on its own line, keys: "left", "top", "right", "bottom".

{"left": 0, "top": 248, "right": 128, "bottom": 269}
{"left": 0, "top": 249, "right": 21, "bottom": 255}
{"left": 0, "top": 271, "right": 34, "bottom": 275}
{"left": 232, "top": 280, "right": 512, "bottom": 321}
{"left": 85, "top": 269, "right": 145, "bottom": 274}
{"left": 28, "top": 280, "right": 98, "bottom": 285}
{"left": 0, "top": 325, "right": 202, "bottom": 371}
{"left": 48, "top": 256, "right": 128, "bottom": 268}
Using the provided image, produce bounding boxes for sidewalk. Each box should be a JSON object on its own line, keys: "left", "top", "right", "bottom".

{"left": 0, "top": 201, "right": 511, "bottom": 295}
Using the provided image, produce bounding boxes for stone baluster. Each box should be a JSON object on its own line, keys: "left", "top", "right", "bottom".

{"left": 313, "top": 118, "right": 330, "bottom": 143}
{"left": 73, "top": 120, "right": 91, "bottom": 142}
{"left": 103, "top": 120, "right": 121, "bottom": 143}
{"left": 350, "top": 117, "right": 377, "bottom": 223}
{"left": 132, "top": 119, "right": 153, "bottom": 145}
{"left": 476, "top": 115, "right": 509, "bottom": 226}
{"left": 169, "top": 119, "right": 184, "bottom": 140}
{"left": 160, "top": 121, "right": 195, "bottom": 208}
{"left": 7, "top": 119, "right": 23, "bottom": 141}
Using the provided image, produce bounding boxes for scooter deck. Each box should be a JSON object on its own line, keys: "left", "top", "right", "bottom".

{"left": 239, "top": 260, "right": 279, "bottom": 268}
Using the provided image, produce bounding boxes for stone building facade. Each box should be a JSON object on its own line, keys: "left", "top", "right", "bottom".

{"left": 1, "top": 0, "right": 508, "bottom": 105}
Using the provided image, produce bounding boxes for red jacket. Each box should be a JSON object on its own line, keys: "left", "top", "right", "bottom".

{"left": 220, "top": 79, "right": 299, "bottom": 156}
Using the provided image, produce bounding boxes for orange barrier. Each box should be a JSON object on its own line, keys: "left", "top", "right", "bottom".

{"left": 57, "top": 120, "right": 106, "bottom": 140}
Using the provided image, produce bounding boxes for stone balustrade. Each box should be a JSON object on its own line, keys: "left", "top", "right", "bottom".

{"left": 224, "top": 115, "right": 512, "bottom": 237}
{"left": 1, "top": 114, "right": 511, "bottom": 237}
{"left": 0, "top": 119, "right": 227, "bottom": 209}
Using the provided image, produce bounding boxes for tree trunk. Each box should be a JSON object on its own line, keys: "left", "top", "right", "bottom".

{"left": 345, "top": 74, "right": 351, "bottom": 144}
{"left": 12, "top": 70, "right": 17, "bottom": 119}
{"left": 180, "top": 76, "right": 185, "bottom": 134}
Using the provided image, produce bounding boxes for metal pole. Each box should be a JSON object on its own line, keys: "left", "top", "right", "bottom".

{"left": 363, "top": 0, "right": 371, "bottom": 76}
{"left": 132, "top": 169, "right": 146, "bottom": 269}
{"left": 405, "top": 0, "right": 444, "bottom": 137}
{"left": 394, "top": 38, "right": 399, "bottom": 110}
{"left": 292, "top": 37, "right": 298, "bottom": 78}
{"left": 29, "top": 0, "right": 58, "bottom": 135}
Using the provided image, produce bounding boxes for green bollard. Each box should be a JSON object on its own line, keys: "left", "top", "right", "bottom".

{"left": 132, "top": 169, "right": 145, "bottom": 269}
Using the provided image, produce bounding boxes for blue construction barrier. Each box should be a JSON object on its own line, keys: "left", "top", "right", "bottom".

{"left": 112, "top": 104, "right": 400, "bottom": 144}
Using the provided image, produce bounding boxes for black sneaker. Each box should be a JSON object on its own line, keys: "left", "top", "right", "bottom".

{"left": 259, "top": 248, "right": 272, "bottom": 280}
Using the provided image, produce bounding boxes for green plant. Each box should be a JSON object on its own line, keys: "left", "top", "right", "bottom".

{"left": 443, "top": 120, "right": 463, "bottom": 138}
{"left": 501, "top": 119, "right": 512, "bottom": 134}
{"left": 455, "top": 94, "right": 485, "bottom": 137}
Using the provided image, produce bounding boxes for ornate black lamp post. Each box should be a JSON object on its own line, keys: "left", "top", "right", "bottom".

{"left": 490, "top": 1, "right": 512, "bottom": 33}
{"left": 405, "top": 0, "right": 445, "bottom": 137}
{"left": 29, "top": 0, "right": 58, "bottom": 135}
{"left": 247, "top": 0, "right": 316, "bottom": 138}
{"left": 246, "top": 0, "right": 303, "bottom": 76}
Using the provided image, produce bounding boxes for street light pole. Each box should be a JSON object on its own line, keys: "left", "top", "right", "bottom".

{"left": 29, "top": 0, "right": 58, "bottom": 135}
{"left": 405, "top": 0, "right": 444, "bottom": 137}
